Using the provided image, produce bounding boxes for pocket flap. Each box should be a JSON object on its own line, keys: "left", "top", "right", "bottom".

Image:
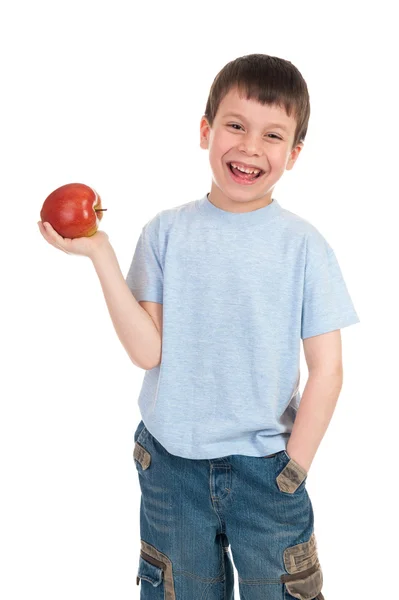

{"left": 284, "top": 533, "right": 318, "bottom": 573}
{"left": 134, "top": 441, "right": 151, "bottom": 470}
{"left": 136, "top": 555, "right": 163, "bottom": 587}
{"left": 276, "top": 458, "right": 307, "bottom": 493}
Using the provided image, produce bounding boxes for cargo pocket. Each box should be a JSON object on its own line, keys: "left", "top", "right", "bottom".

{"left": 276, "top": 452, "right": 308, "bottom": 494}
{"left": 133, "top": 441, "right": 151, "bottom": 470}
{"left": 280, "top": 533, "right": 324, "bottom": 599}
{"left": 136, "top": 540, "right": 176, "bottom": 599}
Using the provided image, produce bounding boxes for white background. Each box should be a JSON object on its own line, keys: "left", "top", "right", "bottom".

{"left": 1, "top": 1, "right": 397, "bottom": 598}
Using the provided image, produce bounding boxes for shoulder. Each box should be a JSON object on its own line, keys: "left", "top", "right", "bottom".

{"left": 278, "top": 205, "right": 333, "bottom": 256}
{"left": 141, "top": 198, "right": 198, "bottom": 234}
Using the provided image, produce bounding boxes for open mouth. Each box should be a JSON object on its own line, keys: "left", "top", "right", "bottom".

{"left": 227, "top": 162, "right": 265, "bottom": 184}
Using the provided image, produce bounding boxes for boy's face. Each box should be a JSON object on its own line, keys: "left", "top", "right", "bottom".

{"left": 200, "top": 87, "right": 304, "bottom": 213}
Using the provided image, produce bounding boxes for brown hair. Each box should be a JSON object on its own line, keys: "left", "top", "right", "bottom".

{"left": 204, "top": 54, "right": 310, "bottom": 150}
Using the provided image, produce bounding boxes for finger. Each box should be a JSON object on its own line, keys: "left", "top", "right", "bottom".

{"left": 38, "top": 221, "right": 52, "bottom": 241}
{"left": 42, "top": 221, "right": 58, "bottom": 236}
{"left": 38, "top": 221, "right": 56, "bottom": 243}
{"left": 42, "top": 221, "right": 64, "bottom": 244}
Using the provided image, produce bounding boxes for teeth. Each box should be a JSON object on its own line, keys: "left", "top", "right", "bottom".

{"left": 231, "top": 162, "right": 261, "bottom": 175}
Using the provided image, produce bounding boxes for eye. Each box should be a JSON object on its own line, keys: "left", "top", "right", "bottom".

{"left": 227, "top": 124, "right": 281, "bottom": 140}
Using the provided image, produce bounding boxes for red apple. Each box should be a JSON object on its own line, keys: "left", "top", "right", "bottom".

{"left": 40, "top": 183, "right": 107, "bottom": 238}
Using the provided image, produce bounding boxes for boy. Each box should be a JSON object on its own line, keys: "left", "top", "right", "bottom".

{"left": 38, "top": 54, "right": 359, "bottom": 599}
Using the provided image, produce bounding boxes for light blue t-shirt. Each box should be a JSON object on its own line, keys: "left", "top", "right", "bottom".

{"left": 125, "top": 193, "right": 360, "bottom": 459}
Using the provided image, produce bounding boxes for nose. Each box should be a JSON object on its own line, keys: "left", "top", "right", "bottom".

{"left": 237, "top": 132, "right": 263, "bottom": 157}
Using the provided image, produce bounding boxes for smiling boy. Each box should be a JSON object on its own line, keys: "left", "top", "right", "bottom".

{"left": 39, "top": 53, "right": 359, "bottom": 599}
{"left": 125, "top": 54, "right": 360, "bottom": 599}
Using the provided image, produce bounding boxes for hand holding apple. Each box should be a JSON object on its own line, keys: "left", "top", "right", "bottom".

{"left": 38, "top": 182, "right": 110, "bottom": 258}
{"left": 37, "top": 220, "right": 110, "bottom": 259}
{"left": 40, "top": 182, "right": 106, "bottom": 239}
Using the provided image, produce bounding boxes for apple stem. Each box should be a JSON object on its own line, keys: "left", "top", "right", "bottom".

{"left": 95, "top": 208, "right": 108, "bottom": 212}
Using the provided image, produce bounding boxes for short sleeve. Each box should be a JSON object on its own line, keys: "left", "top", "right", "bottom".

{"left": 301, "top": 235, "right": 360, "bottom": 339}
{"left": 125, "top": 216, "right": 163, "bottom": 304}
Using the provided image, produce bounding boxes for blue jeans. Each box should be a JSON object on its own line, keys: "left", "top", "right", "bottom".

{"left": 133, "top": 420, "right": 325, "bottom": 600}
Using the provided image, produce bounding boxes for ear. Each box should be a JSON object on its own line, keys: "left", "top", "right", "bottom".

{"left": 200, "top": 115, "right": 211, "bottom": 149}
{"left": 286, "top": 142, "right": 304, "bottom": 171}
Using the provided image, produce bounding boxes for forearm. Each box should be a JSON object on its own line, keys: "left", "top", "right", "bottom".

{"left": 90, "top": 243, "right": 161, "bottom": 370}
{"left": 287, "top": 370, "right": 343, "bottom": 473}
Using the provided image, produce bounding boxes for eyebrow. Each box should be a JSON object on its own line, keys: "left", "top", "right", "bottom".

{"left": 222, "top": 112, "right": 290, "bottom": 133}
